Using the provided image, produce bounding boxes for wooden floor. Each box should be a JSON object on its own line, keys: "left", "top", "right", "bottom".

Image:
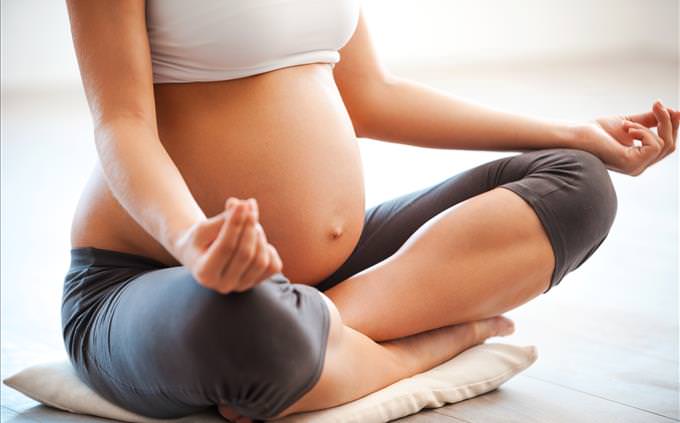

{"left": 2, "top": 57, "right": 678, "bottom": 422}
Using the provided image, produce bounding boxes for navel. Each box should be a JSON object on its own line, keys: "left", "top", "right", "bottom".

{"left": 329, "top": 225, "right": 344, "bottom": 240}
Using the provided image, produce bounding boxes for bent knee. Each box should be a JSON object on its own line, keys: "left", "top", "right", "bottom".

{"left": 553, "top": 148, "right": 618, "bottom": 234}
{"left": 269, "top": 292, "right": 346, "bottom": 418}
{"left": 523, "top": 148, "right": 617, "bottom": 235}
{"left": 503, "top": 148, "right": 619, "bottom": 290}
{"left": 177, "top": 274, "right": 331, "bottom": 420}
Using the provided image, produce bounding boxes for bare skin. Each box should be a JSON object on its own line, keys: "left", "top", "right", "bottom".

{"left": 65, "top": 2, "right": 678, "bottom": 422}
{"left": 325, "top": 187, "right": 555, "bottom": 341}
{"left": 218, "top": 185, "right": 550, "bottom": 422}
{"left": 71, "top": 63, "right": 366, "bottom": 285}
{"left": 220, "top": 302, "right": 516, "bottom": 422}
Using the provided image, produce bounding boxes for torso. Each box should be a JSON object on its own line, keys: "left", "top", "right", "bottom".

{"left": 70, "top": 63, "right": 366, "bottom": 285}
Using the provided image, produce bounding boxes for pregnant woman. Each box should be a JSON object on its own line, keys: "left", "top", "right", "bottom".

{"left": 62, "top": 1, "right": 678, "bottom": 422}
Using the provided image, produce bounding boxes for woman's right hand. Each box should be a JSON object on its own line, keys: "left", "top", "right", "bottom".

{"left": 173, "top": 197, "right": 283, "bottom": 294}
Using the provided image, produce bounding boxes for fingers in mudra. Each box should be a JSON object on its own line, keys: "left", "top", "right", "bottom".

{"left": 236, "top": 225, "right": 274, "bottom": 291}
{"left": 620, "top": 103, "right": 677, "bottom": 174}
{"left": 198, "top": 198, "right": 283, "bottom": 294}
{"left": 622, "top": 120, "right": 663, "bottom": 173}
{"left": 193, "top": 197, "right": 266, "bottom": 293}
{"left": 241, "top": 199, "right": 284, "bottom": 282}
{"left": 670, "top": 108, "right": 680, "bottom": 141}
{"left": 247, "top": 225, "right": 284, "bottom": 288}
{"left": 195, "top": 200, "right": 249, "bottom": 292}
{"left": 221, "top": 202, "right": 261, "bottom": 289}
{"left": 650, "top": 101, "right": 677, "bottom": 160}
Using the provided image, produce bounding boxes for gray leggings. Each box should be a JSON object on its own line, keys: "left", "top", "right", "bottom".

{"left": 61, "top": 148, "right": 617, "bottom": 421}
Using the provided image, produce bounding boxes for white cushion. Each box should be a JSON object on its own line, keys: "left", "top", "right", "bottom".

{"left": 3, "top": 342, "right": 537, "bottom": 423}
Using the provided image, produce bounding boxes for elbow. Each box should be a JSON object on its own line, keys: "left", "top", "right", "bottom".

{"left": 350, "top": 113, "right": 370, "bottom": 139}
{"left": 350, "top": 105, "right": 379, "bottom": 139}
{"left": 93, "top": 113, "right": 158, "bottom": 143}
{"left": 91, "top": 116, "right": 160, "bottom": 163}
{"left": 343, "top": 72, "right": 399, "bottom": 140}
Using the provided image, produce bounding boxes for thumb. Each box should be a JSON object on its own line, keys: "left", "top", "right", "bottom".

{"left": 191, "top": 212, "right": 228, "bottom": 248}
{"left": 625, "top": 125, "right": 662, "bottom": 163}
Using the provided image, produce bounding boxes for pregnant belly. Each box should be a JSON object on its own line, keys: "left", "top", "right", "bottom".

{"left": 74, "top": 64, "right": 366, "bottom": 285}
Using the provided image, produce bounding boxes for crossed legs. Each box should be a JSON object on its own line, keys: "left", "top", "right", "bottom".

{"left": 262, "top": 148, "right": 617, "bottom": 420}
{"left": 325, "top": 185, "right": 555, "bottom": 341}
{"left": 64, "top": 151, "right": 616, "bottom": 422}
{"left": 315, "top": 147, "right": 618, "bottom": 341}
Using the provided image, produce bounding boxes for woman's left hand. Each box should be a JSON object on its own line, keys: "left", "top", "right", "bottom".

{"left": 577, "top": 100, "right": 679, "bottom": 176}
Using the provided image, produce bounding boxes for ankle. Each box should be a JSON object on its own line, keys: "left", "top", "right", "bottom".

{"left": 381, "top": 341, "right": 422, "bottom": 376}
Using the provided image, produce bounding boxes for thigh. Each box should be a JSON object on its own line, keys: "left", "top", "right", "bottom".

{"left": 77, "top": 265, "right": 330, "bottom": 420}
{"left": 314, "top": 150, "right": 551, "bottom": 292}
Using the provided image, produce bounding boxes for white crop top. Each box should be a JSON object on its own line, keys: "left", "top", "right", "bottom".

{"left": 145, "top": 0, "right": 361, "bottom": 84}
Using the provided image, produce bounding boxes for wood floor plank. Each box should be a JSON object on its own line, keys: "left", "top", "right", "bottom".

{"left": 502, "top": 276, "right": 678, "bottom": 419}
{"left": 1, "top": 407, "right": 23, "bottom": 422}
{"left": 435, "top": 375, "right": 678, "bottom": 423}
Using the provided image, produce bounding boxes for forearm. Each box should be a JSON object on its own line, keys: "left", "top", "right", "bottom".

{"left": 95, "top": 118, "right": 206, "bottom": 254}
{"left": 354, "top": 74, "right": 582, "bottom": 152}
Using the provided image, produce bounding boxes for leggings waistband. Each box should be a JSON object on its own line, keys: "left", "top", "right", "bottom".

{"left": 69, "top": 247, "right": 170, "bottom": 270}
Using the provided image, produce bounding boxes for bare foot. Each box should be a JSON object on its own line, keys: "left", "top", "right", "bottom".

{"left": 218, "top": 404, "right": 253, "bottom": 422}
{"left": 216, "top": 315, "right": 515, "bottom": 421}
{"left": 473, "top": 315, "right": 515, "bottom": 339}
{"left": 382, "top": 315, "right": 515, "bottom": 374}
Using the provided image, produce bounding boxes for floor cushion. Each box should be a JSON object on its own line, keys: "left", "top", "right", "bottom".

{"left": 3, "top": 342, "right": 537, "bottom": 423}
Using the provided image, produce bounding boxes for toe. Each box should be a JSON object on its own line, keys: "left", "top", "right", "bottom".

{"left": 473, "top": 316, "right": 515, "bottom": 340}
{"left": 494, "top": 316, "right": 515, "bottom": 336}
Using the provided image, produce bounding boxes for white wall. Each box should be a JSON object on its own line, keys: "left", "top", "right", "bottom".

{"left": 363, "top": 0, "right": 678, "bottom": 67}
{"left": 1, "top": 0, "right": 678, "bottom": 89}
{"left": 2, "top": 0, "right": 78, "bottom": 88}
